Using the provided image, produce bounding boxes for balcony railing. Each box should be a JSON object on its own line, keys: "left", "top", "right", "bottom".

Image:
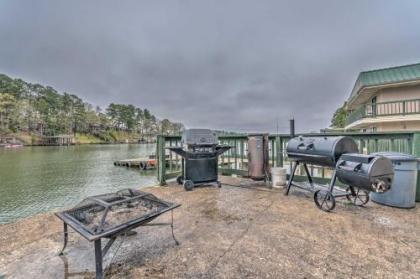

{"left": 346, "top": 99, "right": 420, "bottom": 126}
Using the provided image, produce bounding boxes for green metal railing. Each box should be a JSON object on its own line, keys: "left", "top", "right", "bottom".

{"left": 157, "top": 132, "right": 420, "bottom": 187}
{"left": 346, "top": 99, "right": 420, "bottom": 126}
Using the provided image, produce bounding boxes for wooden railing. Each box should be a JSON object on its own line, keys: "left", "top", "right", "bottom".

{"left": 346, "top": 99, "right": 420, "bottom": 126}
{"left": 156, "top": 132, "right": 420, "bottom": 190}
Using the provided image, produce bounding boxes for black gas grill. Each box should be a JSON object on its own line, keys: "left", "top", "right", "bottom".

{"left": 168, "top": 129, "right": 231, "bottom": 191}
{"left": 285, "top": 136, "right": 394, "bottom": 212}
{"left": 56, "top": 189, "right": 180, "bottom": 279}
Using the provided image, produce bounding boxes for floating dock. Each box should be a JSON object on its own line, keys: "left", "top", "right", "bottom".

{"left": 114, "top": 157, "right": 156, "bottom": 170}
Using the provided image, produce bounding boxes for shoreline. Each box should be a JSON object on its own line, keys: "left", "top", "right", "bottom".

{"left": 0, "top": 142, "right": 156, "bottom": 147}
{"left": 0, "top": 131, "right": 157, "bottom": 146}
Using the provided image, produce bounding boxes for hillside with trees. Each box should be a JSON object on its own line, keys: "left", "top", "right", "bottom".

{"left": 0, "top": 73, "right": 184, "bottom": 144}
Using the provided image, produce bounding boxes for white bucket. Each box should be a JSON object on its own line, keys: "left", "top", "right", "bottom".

{"left": 271, "top": 167, "right": 287, "bottom": 188}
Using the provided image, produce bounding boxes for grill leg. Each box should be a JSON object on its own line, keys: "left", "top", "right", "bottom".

{"left": 285, "top": 162, "right": 298, "bottom": 195}
{"left": 94, "top": 239, "right": 103, "bottom": 279}
{"left": 171, "top": 210, "right": 179, "bottom": 245}
{"left": 328, "top": 170, "right": 337, "bottom": 192}
{"left": 181, "top": 158, "right": 185, "bottom": 180}
{"left": 59, "top": 222, "right": 68, "bottom": 256}
{"left": 303, "top": 163, "right": 314, "bottom": 188}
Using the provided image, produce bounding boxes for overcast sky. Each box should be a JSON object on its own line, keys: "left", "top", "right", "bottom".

{"left": 1, "top": 1, "right": 419, "bottom": 133}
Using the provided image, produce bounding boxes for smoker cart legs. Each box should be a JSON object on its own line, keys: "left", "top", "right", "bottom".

{"left": 285, "top": 162, "right": 299, "bottom": 195}
{"left": 303, "top": 163, "right": 314, "bottom": 188}
{"left": 285, "top": 161, "right": 370, "bottom": 212}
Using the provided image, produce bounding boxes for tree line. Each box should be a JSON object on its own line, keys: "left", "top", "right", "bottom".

{"left": 0, "top": 73, "right": 184, "bottom": 140}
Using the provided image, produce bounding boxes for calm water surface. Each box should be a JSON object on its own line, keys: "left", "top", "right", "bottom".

{"left": 0, "top": 144, "right": 157, "bottom": 224}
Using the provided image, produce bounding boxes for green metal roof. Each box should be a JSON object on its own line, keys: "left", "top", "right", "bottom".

{"left": 349, "top": 62, "right": 420, "bottom": 104}
{"left": 360, "top": 63, "right": 420, "bottom": 86}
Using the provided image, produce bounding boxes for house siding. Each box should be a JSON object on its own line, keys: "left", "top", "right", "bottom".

{"left": 376, "top": 84, "right": 420, "bottom": 103}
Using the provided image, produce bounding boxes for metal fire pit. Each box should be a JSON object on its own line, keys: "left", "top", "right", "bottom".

{"left": 56, "top": 189, "right": 180, "bottom": 279}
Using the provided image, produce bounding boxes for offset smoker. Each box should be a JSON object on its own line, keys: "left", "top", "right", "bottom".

{"left": 286, "top": 136, "right": 394, "bottom": 212}
{"left": 168, "top": 129, "right": 231, "bottom": 191}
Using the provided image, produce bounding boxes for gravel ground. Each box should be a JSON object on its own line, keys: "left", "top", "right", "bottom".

{"left": 0, "top": 176, "right": 419, "bottom": 279}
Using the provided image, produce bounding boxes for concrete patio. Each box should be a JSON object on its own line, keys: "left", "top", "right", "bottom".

{"left": 1, "top": 176, "right": 419, "bottom": 278}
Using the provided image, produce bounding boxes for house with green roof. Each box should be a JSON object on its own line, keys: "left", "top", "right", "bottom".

{"left": 345, "top": 63, "right": 420, "bottom": 131}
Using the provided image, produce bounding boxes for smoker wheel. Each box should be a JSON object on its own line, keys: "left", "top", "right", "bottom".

{"left": 183, "top": 180, "right": 194, "bottom": 191}
{"left": 345, "top": 187, "right": 369, "bottom": 206}
{"left": 176, "top": 176, "right": 184, "bottom": 185}
{"left": 217, "top": 181, "right": 222, "bottom": 188}
{"left": 314, "top": 190, "right": 336, "bottom": 212}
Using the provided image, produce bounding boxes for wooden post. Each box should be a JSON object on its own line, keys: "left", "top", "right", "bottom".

{"left": 411, "top": 133, "right": 420, "bottom": 202}
{"left": 234, "top": 139, "right": 238, "bottom": 169}
{"left": 240, "top": 140, "right": 244, "bottom": 170}
{"left": 157, "top": 135, "right": 167, "bottom": 186}
{"left": 276, "top": 136, "right": 283, "bottom": 167}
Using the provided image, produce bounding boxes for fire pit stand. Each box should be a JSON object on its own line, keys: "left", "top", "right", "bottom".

{"left": 55, "top": 189, "right": 181, "bottom": 279}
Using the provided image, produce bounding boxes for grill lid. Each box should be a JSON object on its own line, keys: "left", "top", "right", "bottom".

{"left": 286, "top": 136, "right": 358, "bottom": 167}
{"left": 182, "top": 129, "right": 217, "bottom": 145}
{"left": 339, "top": 153, "right": 375, "bottom": 164}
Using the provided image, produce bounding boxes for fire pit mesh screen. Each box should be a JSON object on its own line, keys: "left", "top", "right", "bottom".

{"left": 64, "top": 189, "right": 167, "bottom": 234}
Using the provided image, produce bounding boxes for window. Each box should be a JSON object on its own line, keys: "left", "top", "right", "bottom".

{"left": 371, "top": 96, "right": 377, "bottom": 116}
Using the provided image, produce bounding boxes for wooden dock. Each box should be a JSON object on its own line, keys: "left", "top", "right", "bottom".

{"left": 114, "top": 157, "right": 156, "bottom": 170}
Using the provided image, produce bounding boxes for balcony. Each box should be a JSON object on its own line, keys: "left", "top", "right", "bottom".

{"left": 345, "top": 99, "right": 420, "bottom": 128}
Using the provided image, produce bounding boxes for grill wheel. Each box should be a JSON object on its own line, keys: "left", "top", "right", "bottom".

{"left": 176, "top": 176, "right": 184, "bottom": 185}
{"left": 183, "top": 180, "right": 194, "bottom": 191}
{"left": 314, "top": 190, "right": 336, "bottom": 212}
{"left": 345, "top": 187, "right": 369, "bottom": 206}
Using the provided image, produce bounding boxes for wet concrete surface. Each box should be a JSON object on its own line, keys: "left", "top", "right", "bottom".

{"left": 1, "top": 176, "right": 419, "bottom": 278}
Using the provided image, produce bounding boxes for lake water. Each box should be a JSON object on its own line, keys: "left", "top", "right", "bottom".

{"left": 0, "top": 144, "right": 157, "bottom": 224}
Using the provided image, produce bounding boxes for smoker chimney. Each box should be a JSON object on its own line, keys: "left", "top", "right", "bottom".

{"left": 290, "top": 119, "right": 295, "bottom": 138}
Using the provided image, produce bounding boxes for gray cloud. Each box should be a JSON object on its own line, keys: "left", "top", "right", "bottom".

{"left": 1, "top": 0, "right": 420, "bottom": 133}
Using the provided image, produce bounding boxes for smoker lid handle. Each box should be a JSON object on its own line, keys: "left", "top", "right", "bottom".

{"left": 337, "top": 162, "right": 362, "bottom": 172}
{"left": 297, "top": 142, "right": 314, "bottom": 150}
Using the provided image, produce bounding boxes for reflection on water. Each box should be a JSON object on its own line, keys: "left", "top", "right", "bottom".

{"left": 0, "top": 144, "right": 157, "bottom": 224}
